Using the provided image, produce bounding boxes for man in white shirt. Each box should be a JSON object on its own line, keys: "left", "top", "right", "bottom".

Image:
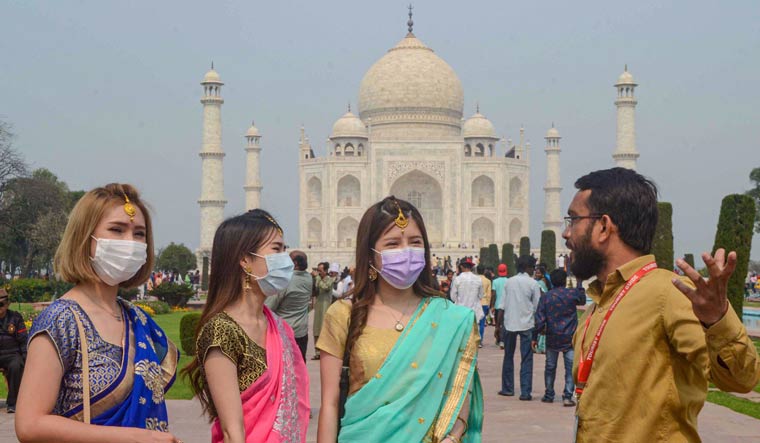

{"left": 450, "top": 258, "right": 485, "bottom": 340}
{"left": 498, "top": 256, "right": 542, "bottom": 400}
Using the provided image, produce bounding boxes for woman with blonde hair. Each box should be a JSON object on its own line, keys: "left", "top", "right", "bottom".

{"left": 183, "top": 209, "right": 309, "bottom": 443}
{"left": 15, "top": 183, "right": 181, "bottom": 443}
{"left": 317, "top": 196, "right": 483, "bottom": 443}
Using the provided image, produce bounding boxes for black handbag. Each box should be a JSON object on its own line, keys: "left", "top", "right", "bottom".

{"left": 337, "top": 319, "right": 351, "bottom": 433}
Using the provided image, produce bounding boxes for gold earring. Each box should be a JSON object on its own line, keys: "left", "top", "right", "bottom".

{"left": 243, "top": 267, "right": 252, "bottom": 291}
{"left": 368, "top": 267, "right": 378, "bottom": 281}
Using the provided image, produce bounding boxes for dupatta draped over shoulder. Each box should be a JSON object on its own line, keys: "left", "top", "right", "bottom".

{"left": 341, "top": 297, "right": 483, "bottom": 443}
{"left": 209, "top": 306, "right": 310, "bottom": 443}
{"left": 29, "top": 299, "right": 179, "bottom": 430}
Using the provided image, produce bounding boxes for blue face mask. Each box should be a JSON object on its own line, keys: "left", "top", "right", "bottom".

{"left": 245, "top": 251, "right": 294, "bottom": 296}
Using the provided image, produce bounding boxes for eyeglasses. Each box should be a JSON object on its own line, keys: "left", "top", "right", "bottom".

{"left": 563, "top": 214, "right": 602, "bottom": 229}
{"left": 0, "top": 300, "right": 8, "bottom": 307}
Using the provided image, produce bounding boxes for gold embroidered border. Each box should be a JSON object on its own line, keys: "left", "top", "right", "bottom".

{"left": 161, "top": 339, "right": 179, "bottom": 387}
{"left": 432, "top": 321, "right": 479, "bottom": 440}
{"left": 71, "top": 327, "right": 136, "bottom": 421}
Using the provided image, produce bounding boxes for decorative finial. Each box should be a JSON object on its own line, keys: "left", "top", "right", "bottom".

{"left": 407, "top": 4, "right": 414, "bottom": 35}
{"left": 552, "top": 121, "right": 554, "bottom": 128}
{"left": 251, "top": 120, "right": 255, "bottom": 127}
{"left": 624, "top": 64, "right": 628, "bottom": 72}
{"left": 347, "top": 102, "right": 351, "bottom": 113}
{"left": 476, "top": 102, "right": 480, "bottom": 114}
{"left": 211, "top": 61, "right": 214, "bottom": 70}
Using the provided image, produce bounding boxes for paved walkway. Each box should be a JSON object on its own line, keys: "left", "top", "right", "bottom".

{"left": 1, "top": 328, "right": 759, "bottom": 442}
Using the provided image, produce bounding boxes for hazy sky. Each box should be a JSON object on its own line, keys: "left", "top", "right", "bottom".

{"left": 3, "top": 0, "right": 759, "bottom": 261}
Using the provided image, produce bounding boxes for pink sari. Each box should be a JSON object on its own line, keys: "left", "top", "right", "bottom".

{"left": 211, "top": 307, "right": 310, "bottom": 443}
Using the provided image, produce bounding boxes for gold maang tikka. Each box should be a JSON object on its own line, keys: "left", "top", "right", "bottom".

{"left": 394, "top": 201, "right": 408, "bottom": 234}
{"left": 123, "top": 194, "right": 136, "bottom": 222}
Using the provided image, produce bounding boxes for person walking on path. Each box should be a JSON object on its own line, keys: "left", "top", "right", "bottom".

{"left": 532, "top": 269, "right": 585, "bottom": 406}
{"left": 0, "top": 288, "right": 26, "bottom": 413}
{"left": 476, "top": 265, "right": 492, "bottom": 342}
{"left": 492, "top": 264, "right": 509, "bottom": 348}
{"left": 265, "top": 250, "right": 313, "bottom": 361}
{"left": 312, "top": 262, "right": 336, "bottom": 360}
{"left": 565, "top": 167, "right": 760, "bottom": 442}
{"left": 498, "top": 256, "right": 541, "bottom": 400}
{"left": 450, "top": 258, "right": 485, "bottom": 338}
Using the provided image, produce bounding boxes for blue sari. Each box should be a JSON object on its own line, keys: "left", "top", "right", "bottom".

{"left": 340, "top": 297, "right": 483, "bottom": 443}
{"left": 59, "top": 300, "right": 178, "bottom": 430}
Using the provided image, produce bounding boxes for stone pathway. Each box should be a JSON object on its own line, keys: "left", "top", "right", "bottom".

{"left": 1, "top": 329, "right": 759, "bottom": 442}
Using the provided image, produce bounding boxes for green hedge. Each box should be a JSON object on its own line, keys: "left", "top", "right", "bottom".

{"left": 540, "top": 230, "right": 557, "bottom": 272}
{"left": 502, "top": 243, "right": 516, "bottom": 277}
{"left": 180, "top": 312, "right": 202, "bottom": 356}
{"left": 519, "top": 236, "right": 531, "bottom": 258}
{"left": 652, "top": 202, "right": 674, "bottom": 271}
{"left": 487, "top": 244, "right": 500, "bottom": 269}
{"left": 6, "top": 279, "right": 74, "bottom": 303}
{"left": 712, "top": 194, "right": 755, "bottom": 318}
{"left": 148, "top": 282, "right": 195, "bottom": 307}
{"left": 478, "top": 247, "right": 489, "bottom": 269}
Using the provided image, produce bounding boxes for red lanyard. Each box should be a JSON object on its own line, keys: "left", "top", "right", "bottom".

{"left": 575, "top": 261, "right": 657, "bottom": 396}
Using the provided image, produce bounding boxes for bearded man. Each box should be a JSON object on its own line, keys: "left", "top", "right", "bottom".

{"left": 564, "top": 168, "right": 760, "bottom": 442}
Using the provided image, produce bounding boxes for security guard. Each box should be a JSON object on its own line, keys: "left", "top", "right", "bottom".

{"left": 0, "top": 288, "right": 26, "bottom": 413}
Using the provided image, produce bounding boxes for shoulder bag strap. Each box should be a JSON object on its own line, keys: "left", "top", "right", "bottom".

{"left": 69, "top": 307, "right": 91, "bottom": 424}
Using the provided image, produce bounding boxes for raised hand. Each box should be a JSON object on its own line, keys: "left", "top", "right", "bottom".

{"left": 672, "top": 248, "right": 737, "bottom": 327}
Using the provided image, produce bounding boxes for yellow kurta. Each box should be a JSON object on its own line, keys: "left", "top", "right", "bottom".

{"left": 573, "top": 254, "right": 760, "bottom": 442}
{"left": 316, "top": 300, "right": 402, "bottom": 395}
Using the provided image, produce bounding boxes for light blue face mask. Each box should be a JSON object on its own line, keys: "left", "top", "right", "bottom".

{"left": 245, "top": 251, "right": 295, "bottom": 296}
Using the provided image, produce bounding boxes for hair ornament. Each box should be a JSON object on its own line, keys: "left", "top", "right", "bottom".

{"left": 393, "top": 200, "right": 409, "bottom": 233}
{"left": 263, "top": 214, "right": 283, "bottom": 236}
{"left": 123, "top": 194, "right": 136, "bottom": 222}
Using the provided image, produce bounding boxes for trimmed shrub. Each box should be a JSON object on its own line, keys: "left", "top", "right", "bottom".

{"left": 540, "top": 230, "right": 557, "bottom": 272}
{"left": 519, "top": 236, "right": 531, "bottom": 258}
{"left": 180, "top": 312, "right": 202, "bottom": 356}
{"left": 712, "top": 194, "right": 755, "bottom": 318}
{"left": 487, "top": 244, "right": 500, "bottom": 269}
{"left": 684, "top": 253, "right": 695, "bottom": 269}
{"left": 6, "top": 279, "right": 69, "bottom": 303}
{"left": 477, "top": 247, "right": 488, "bottom": 268}
{"left": 652, "top": 202, "right": 674, "bottom": 272}
{"left": 502, "top": 243, "right": 516, "bottom": 277}
{"left": 148, "top": 282, "right": 195, "bottom": 307}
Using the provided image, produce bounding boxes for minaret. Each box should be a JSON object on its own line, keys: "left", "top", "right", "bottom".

{"left": 244, "top": 121, "right": 262, "bottom": 210}
{"left": 299, "top": 125, "right": 313, "bottom": 160}
{"left": 613, "top": 65, "right": 639, "bottom": 169}
{"left": 198, "top": 63, "right": 227, "bottom": 263}
{"left": 544, "top": 124, "right": 563, "bottom": 249}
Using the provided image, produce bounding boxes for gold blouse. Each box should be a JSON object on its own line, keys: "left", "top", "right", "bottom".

{"left": 316, "top": 300, "right": 402, "bottom": 395}
{"left": 196, "top": 312, "right": 267, "bottom": 417}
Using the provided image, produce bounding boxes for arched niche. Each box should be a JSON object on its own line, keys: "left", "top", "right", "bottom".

{"left": 389, "top": 170, "right": 443, "bottom": 244}
{"left": 509, "top": 218, "right": 522, "bottom": 244}
{"left": 307, "top": 218, "right": 322, "bottom": 246}
{"left": 471, "top": 217, "right": 495, "bottom": 248}
{"left": 307, "top": 176, "right": 322, "bottom": 208}
{"left": 509, "top": 177, "right": 524, "bottom": 209}
{"left": 471, "top": 175, "right": 495, "bottom": 207}
{"left": 337, "top": 217, "right": 359, "bottom": 248}
{"left": 337, "top": 175, "right": 361, "bottom": 207}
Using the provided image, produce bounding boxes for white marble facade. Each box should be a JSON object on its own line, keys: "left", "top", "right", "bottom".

{"left": 298, "top": 30, "right": 531, "bottom": 266}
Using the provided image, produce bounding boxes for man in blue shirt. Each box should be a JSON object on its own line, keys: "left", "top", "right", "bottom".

{"left": 533, "top": 269, "right": 586, "bottom": 406}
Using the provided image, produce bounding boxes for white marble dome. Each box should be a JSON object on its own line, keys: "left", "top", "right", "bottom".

{"left": 545, "top": 126, "right": 560, "bottom": 138}
{"left": 616, "top": 69, "right": 635, "bottom": 85}
{"left": 463, "top": 112, "right": 497, "bottom": 138}
{"left": 203, "top": 68, "right": 222, "bottom": 84}
{"left": 358, "top": 34, "right": 464, "bottom": 121}
{"left": 331, "top": 111, "right": 368, "bottom": 138}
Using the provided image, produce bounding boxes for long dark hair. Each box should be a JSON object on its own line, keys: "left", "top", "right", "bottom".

{"left": 182, "top": 209, "right": 283, "bottom": 419}
{"left": 344, "top": 196, "right": 442, "bottom": 359}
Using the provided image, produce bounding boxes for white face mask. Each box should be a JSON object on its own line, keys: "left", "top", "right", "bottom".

{"left": 90, "top": 236, "right": 148, "bottom": 286}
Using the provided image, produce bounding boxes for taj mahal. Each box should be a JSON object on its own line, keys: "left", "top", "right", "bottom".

{"left": 195, "top": 13, "right": 641, "bottom": 267}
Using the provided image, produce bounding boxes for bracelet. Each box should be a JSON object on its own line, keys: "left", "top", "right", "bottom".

{"left": 456, "top": 416, "right": 469, "bottom": 436}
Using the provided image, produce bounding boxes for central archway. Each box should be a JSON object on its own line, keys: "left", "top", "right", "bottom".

{"left": 389, "top": 170, "right": 443, "bottom": 244}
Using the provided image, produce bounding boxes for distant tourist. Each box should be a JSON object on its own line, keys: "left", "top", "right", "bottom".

{"left": 312, "top": 261, "right": 336, "bottom": 360}
{"left": 492, "top": 263, "right": 509, "bottom": 348}
{"left": 0, "top": 288, "right": 26, "bottom": 413}
{"left": 450, "top": 258, "right": 485, "bottom": 338}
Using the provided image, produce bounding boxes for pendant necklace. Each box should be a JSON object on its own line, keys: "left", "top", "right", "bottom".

{"left": 382, "top": 297, "right": 414, "bottom": 332}
{"left": 86, "top": 294, "right": 122, "bottom": 322}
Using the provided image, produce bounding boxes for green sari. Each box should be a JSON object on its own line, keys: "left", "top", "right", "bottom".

{"left": 340, "top": 297, "right": 483, "bottom": 443}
